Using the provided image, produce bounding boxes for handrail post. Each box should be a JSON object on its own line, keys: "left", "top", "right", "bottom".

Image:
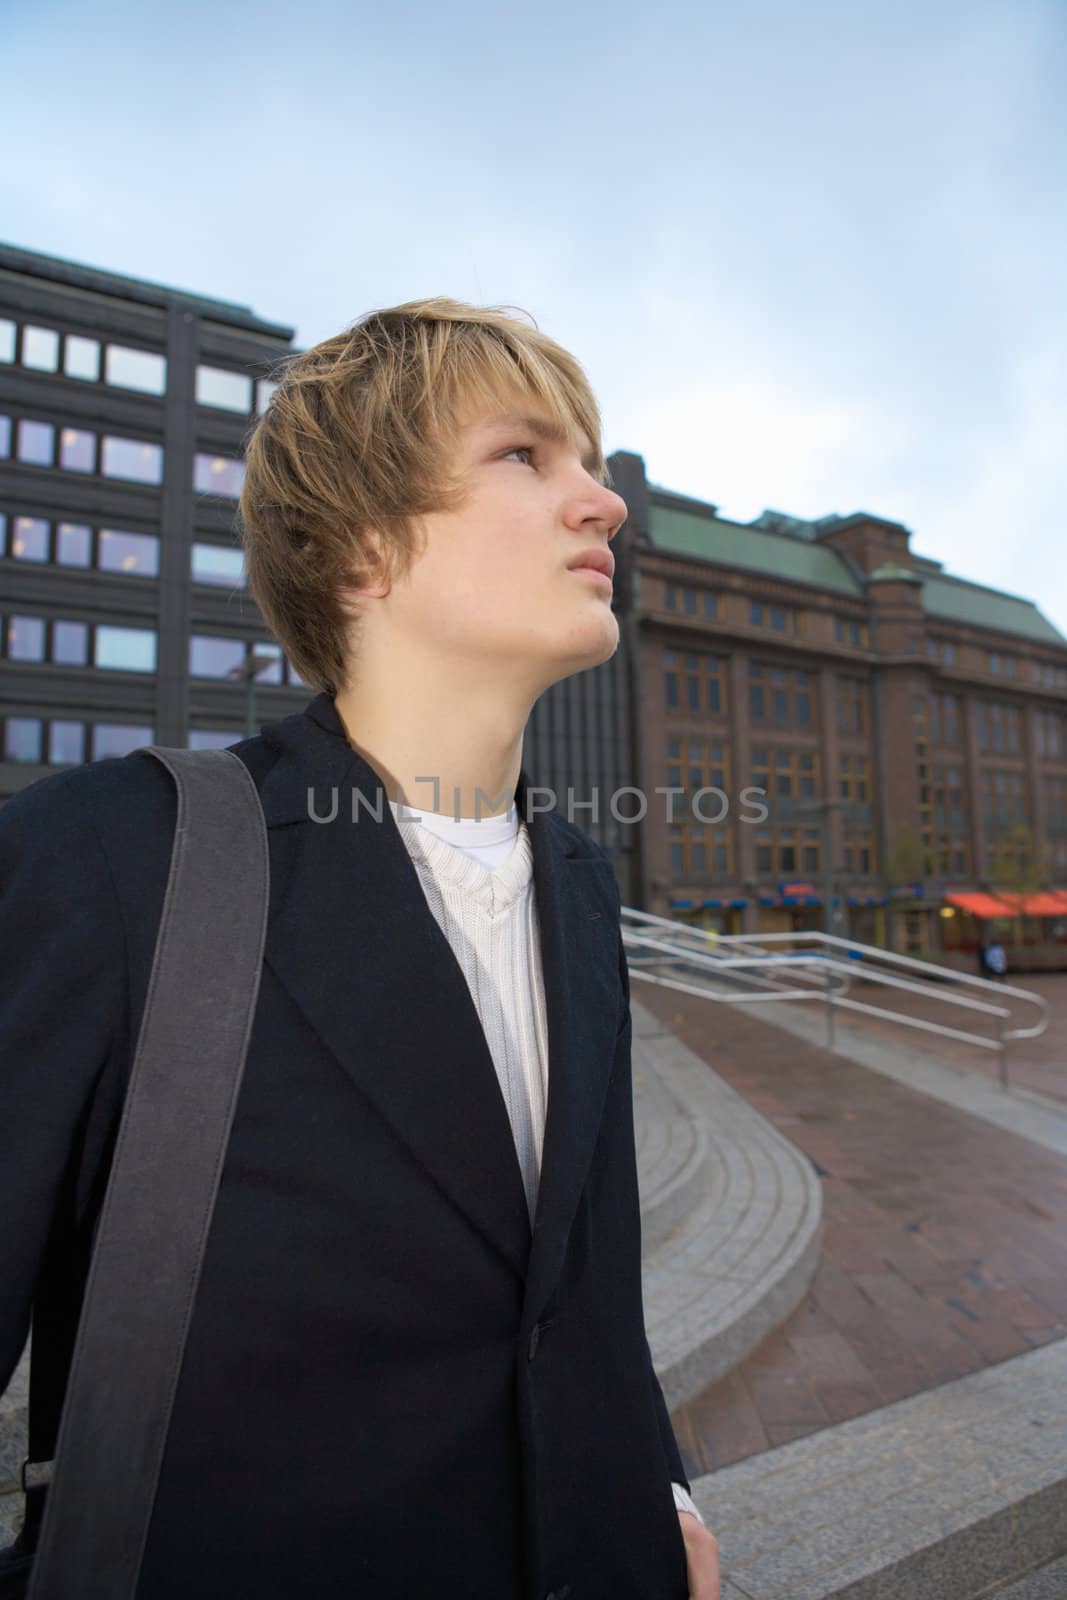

{"left": 824, "top": 962, "right": 835, "bottom": 1050}
{"left": 996, "top": 1008, "right": 1007, "bottom": 1089}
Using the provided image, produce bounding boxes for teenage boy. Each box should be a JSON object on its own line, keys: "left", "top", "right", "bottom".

{"left": 0, "top": 299, "right": 719, "bottom": 1598}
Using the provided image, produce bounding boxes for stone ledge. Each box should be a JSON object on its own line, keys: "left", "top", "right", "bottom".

{"left": 633, "top": 996, "right": 824, "bottom": 1411}
{"left": 694, "top": 1337, "right": 1067, "bottom": 1600}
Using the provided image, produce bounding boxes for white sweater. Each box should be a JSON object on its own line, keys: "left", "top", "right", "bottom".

{"left": 388, "top": 798, "right": 704, "bottom": 1530}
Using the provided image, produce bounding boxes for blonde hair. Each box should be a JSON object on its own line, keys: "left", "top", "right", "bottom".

{"left": 238, "top": 296, "right": 608, "bottom": 696}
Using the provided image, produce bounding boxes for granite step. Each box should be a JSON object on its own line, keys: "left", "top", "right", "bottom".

{"left": 693, "top": 1336, "right": 1067, "bottom": 1600}
{"left": 978, "top": 1554, "right": 1067, "bottom": 1597}
{"left": 633, "top": 995, "right": 824, "bottom": 1412}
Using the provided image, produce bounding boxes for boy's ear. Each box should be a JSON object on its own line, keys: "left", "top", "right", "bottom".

{"left": 340, "top": 529, "right": 396, "bottom": 613}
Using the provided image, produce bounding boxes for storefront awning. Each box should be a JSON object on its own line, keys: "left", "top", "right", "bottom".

{"left": 988, "top": 891, "right": 1067, "bottom": 917}
{"left": 945, "top": 891, "right": 1019, "bottom": 919}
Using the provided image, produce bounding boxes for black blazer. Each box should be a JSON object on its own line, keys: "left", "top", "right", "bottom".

{"left": 0, "top": 692, "right": 690, "bottom": 1599}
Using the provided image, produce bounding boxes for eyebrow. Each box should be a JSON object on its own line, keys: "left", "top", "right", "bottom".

{"left": 484, "top": 414, "right": 602, "bottom": 476}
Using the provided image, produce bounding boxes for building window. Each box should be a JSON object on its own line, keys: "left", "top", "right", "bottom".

{"left": 664, "top": 647, "right": 726, "bottom": 717}
{"left": 843, "top": 833, "right": 875, "bottom": 876}
{"left": 752, "top": 746, "right": 820, "bottom": 805}
{"left": 188, "top": 728, "right": 244, "bottom": 751}
{"left": 193, "top": 452, "right": 247, "bottom": 498}
{"left": 0, "top": 716, "right": 156, "bottom": 768}
{"left": 666, "top": 735, "right": 733, "bottom": 878}
{"left": 49, "top": 720, "right": 86, "bottom": 764}
{"left": 665, "top": 583, "right": 717, "bottom": 617}
{"left": 834, "top": 617, "right": 868, "bottom": 648}
{"left": 59, "top": 427, "right": 96, "bottom": 472}
{"left": 95, "top": 625, "right": 157, "bottom": 673}
{"left": 988, "top": 652, "right": 1017, "bottom": 679}
{"left": 750, "top": 663, "right": 813, "bottom": 727}
{"left": 92, "top": 723, "right": 155, "bottom": 759}
{"left": 99, "top": 529, "right": 160, "bottom": 577}
{"left": 3, "top": 515, "right": 158, "bottom": 578}
{"left": 980, "top": 767, "right": 1027, "bottom": 828}
{"left": 53, "top": 620, "right": 89, "bottom": 666}
{"left": 6, "top": 616, "right": 46, "bottom": 661}
{"left": 839, "top": 752, "right": 869, "bottom": 802}
{"left": 1035, "top": 661, "right": 1067, "bottom": 691}
{"left": 105, "top": 345, "right": 167, "bottom": 395}
{"left": 257, "top": 379, "right": 278, "bottom": 414}
{"left": 929, "top": 692, "right": 961, "bottom": 747}
{"left": 975, "top": 701, "right": 1020, "bottom": 755}
{"left": 0, "top": 416, "right": 10, "bottom": 456}
{"left": 927, "top": 637, "right": 956, "bottom": 667}
{"left": 17, "top": 418, "right": 55, "bottom": 466}
{"left": 189, "top": 633, "right": 299, "bottom": 686}
{"left": 190, "top": 635, "right": 247, "bottom": 678}
{"left": 192, "top": 543, "right": 247, "bottom": 587}
{"left": 22, "top": 325, "right": 60, "bottom": 372}
{"left": 1034, "top": 708, "right": 1067, "bottom": 760}
{"left": 836, "top": 675, "right": 869, "bottom": 736}
{"left": 0, "top": 320, "right": 15, "bottom": 363}
{"left": 56, "top": 521, "right": 92, "bottom": 566}
{"left": 751, "top": 599, "right": 799, "bottom": 634}
{"left": 101, "top": 435, "right": 164, "bottom": 484}
{"left": 196, "top": 366, "right": 253, "bottom": 412}
{"left": 11, "top": 516, "right": 49, "bottom": 561}
{"left": 752, "top": 825, "right": 820, "bottom": 877}
{"left": 3, "top": 717, "right": 43, "bottom": 763}
{"left": 65, "top": 335, "right": 101, "bottom": 381}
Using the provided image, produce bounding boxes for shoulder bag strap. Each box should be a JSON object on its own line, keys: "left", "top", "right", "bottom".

{"left": 26, "top": 746, "right": 269, "bottom": 1599}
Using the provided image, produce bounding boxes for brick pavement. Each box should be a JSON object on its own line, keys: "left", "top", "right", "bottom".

{"left": 634, "top": 981, "right": 1067, "bottom": 1479}
{"left": 835, "top": 970, "right": 1067, "bottom": 1105}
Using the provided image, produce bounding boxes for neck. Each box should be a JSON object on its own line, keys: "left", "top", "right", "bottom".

{"left": 333, "top": 671, "right": 533, "bottom": 822}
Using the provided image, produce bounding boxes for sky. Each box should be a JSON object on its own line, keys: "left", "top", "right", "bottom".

{"left": 5, "top": 0, "right": 1067, "bottom": 632}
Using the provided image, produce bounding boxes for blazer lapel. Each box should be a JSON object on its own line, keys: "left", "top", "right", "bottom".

{"left": 253, "top": 694, "right": 624, "bottom": 1320}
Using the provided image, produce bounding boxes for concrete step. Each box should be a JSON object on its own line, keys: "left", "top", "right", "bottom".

{"left": 633, "top": 996, "right": 824, "bottom": 1412}
{"left": 977, "top": 1555, "right": 1067, "bottom": 1596}
{"left": 693, "top": 1336, "right": 1067, "bottom": 1600}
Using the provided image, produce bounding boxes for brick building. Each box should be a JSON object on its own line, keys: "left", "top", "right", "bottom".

{"left": 608, "top": 451, "right": 1067, "bottom": 961}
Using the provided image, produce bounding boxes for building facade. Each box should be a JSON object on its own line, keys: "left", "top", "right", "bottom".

{"left": 0, "top": 243, "right": 302, "bottom": 799}
{"left": 610, "top": 450, "right": 1067, "bottom": 961}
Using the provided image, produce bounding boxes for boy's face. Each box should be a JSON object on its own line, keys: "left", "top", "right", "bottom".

{"left": 363, "top": 402, "right": 628, "bottom": 693}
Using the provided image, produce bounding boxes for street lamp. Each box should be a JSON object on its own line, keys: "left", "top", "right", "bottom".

{"left": 226, "top": 649, "right": 282, "bottom": 739}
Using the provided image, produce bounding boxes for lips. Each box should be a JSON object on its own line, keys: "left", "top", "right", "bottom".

{"left": 567, "top": 547, "right": 615, "bottom": 580}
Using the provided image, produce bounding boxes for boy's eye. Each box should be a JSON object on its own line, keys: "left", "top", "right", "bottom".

{"left": 502, "top": 444, "right": 536, "bottom": 466}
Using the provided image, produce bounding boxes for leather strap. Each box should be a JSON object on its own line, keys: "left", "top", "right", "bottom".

{"left": 27, "top": 747, "right": 269, "bottom": 1598}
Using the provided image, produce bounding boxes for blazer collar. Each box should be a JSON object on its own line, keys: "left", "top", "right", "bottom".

{"left": 249, "top": 694, "right": 623, "bottom": 1326}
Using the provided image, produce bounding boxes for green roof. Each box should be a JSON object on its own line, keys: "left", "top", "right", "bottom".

{"left": 648, "top": 501, "right": 863, "bottom": 597}
{"left": 921, "top": 574, "right": 1066, "bottom": 646}
{"left": 870, "top": 562, "right": 921, "bottom": 583}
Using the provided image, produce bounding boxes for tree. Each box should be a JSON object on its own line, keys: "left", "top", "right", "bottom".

{"left": 888, "top": 826, "right": 928, "bottom": 893}
{"left": 989, "top": 822, "right": 1042, "bottom": 927}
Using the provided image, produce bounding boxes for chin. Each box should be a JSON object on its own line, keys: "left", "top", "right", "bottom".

{"left": 566, "top": 610, "right": 620, "bottom": 671}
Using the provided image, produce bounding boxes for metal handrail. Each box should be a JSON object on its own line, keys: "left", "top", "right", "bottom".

{"left": 713, "top": 930, "right": 1048, "bottom": 1041}
{"left": 620, "top": 916, "right": 1050, "bottom": 1089}
{"left": 619, "top": 906, "right": 845, "bottom": 999}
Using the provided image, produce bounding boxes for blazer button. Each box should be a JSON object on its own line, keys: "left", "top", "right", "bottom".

{"left": 528, "top": 1324, "right": 541, "bottom": 1361}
